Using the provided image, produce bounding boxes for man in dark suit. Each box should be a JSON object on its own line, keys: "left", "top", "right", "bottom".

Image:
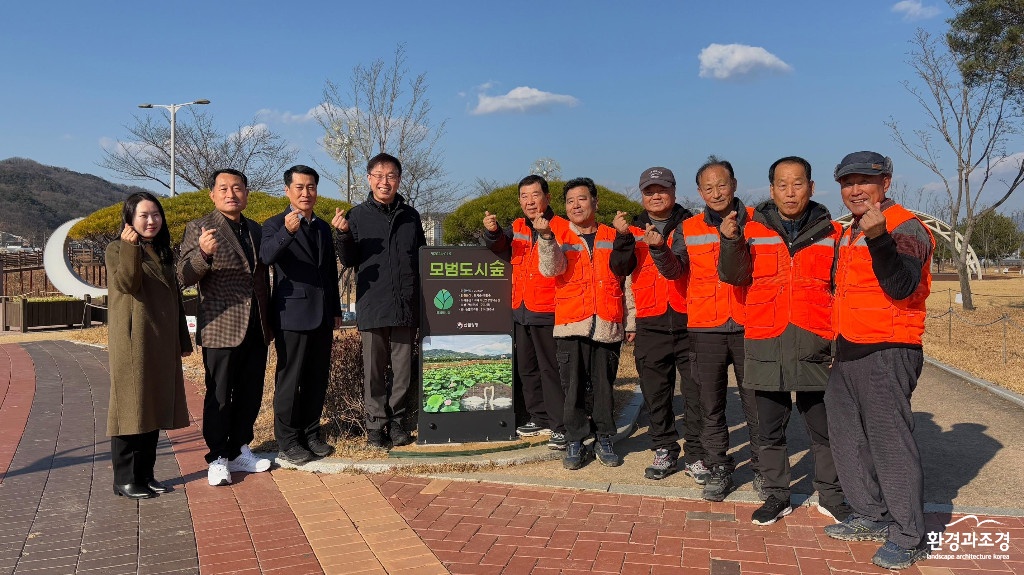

{"left": 260, "top": 165, "right": 342, "bottom": 465}
{"left": 179, "top": 168, "right": 274, "bottom": 487}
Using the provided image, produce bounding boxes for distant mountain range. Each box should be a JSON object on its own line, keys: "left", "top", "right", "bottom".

{"left": 0, "top": 158, "right": 155, "bottom": 245}
{"left": 422, "top": 348, "right": 510, "bottom": 361}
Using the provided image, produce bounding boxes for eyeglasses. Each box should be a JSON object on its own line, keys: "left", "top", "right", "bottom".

{"left": 368, "top": 172, "right": 400, "bottom": 183}
{"left": 641, "top": 189, "right": 671, "bottom": 197}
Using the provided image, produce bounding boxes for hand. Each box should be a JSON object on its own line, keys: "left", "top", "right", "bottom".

{"left": 285, "top": 208, "right": 303, "bottom": 234}
{"left": 643, "top": 223, "right": 665, "bottom": 247}
{"left": 483, "top": 210, "right": 499, "bottom": 232}
{"left": 331, "top": 207, "right": 349, "bottom": 232}
{"left": 860, "top": 202, "right": 887, "bottom": 239}
{"left": 198, "top": 226, "right": 218, "bottom": 255}
{"left": 612, "top": 210, "right": 631, "bottom": 235}
{"left": 533, "top": 214, "right": 551, "bottom": 238}
{"left": 120, "top": 224, "right": 139, "bottom": 245}
{"left": 626, "top": 332, "right": 636, "bottom": 343}
{"left": 720, "top": 210, "right": 739, "bottom": 239}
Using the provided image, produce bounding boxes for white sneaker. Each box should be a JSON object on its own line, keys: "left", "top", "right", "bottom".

{"left": 208, "top": 457, "right": 232, "bottom": 486}
{"left": 228, "top": 445, "right": 271, "bottom": 473}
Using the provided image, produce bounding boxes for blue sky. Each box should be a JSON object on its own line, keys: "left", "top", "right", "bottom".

{"left": 2, "top": 0, "right": 1022, "bottom": 217}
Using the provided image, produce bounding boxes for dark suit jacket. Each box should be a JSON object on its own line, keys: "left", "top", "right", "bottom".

{"left": 178, "top": 210, "right": 272, "bottom": 348}
{"left": 260, "top": 207, "right": 341, "bottom": 332}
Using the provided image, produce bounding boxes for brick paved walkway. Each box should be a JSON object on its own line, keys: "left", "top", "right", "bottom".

{"left": 1, "top": 339, "right": 1023, "bottom": 575}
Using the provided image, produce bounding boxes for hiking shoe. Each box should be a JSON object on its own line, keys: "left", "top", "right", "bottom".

{"left": 816, "top": 501, "right": 853, "bottom": 523}
{"left": 751, "top": 495, "right": 792, "bottom": 525}
{"left": 389, "top": 425, "right": 413, "bottom": 447}
{"left": 516, "top": 422, "right": 551, "bottom": 437}
{"left": 702, "top": 465, "right": 734, "bottom": 502}
{"left": 594, "top": 435, "right": 622, "bottom": 467}
{"left": 871, "top": 541, "right": 928, "bottom": 570}
{"left": 752, "top": 472, "right": 768, "bottom": 501}
{"left": 824, "top": 515, "right": 889, "bottom": 542}
{"left": 276, "top": 445, "right": 314, "bottom": 466}
{"left": 563, "top": 441, "right": 591, "bottom": 470}
{"left": 207, "top": 457, "right": 231, "bottom": 486}
{"left": 547, "top": 432, "right": 568, "bottom": 450}
{"left": 228, "top": 445, "right": 271, "bottom": 473}
{"left": 366, "top": 429, "right": 389, "bottom": 450}
{"left": 684, "top": 459, "right": 711, "bottom": 485}
{"left": 644, "top": 448, "right": 678, "bottom": 480}
{"left": 306, "top": 437, "right": 335, "bottom": 458}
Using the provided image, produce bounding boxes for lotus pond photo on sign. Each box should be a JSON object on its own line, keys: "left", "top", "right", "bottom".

{"left": 421, "top": 334, "right": 513, "bottom": 413}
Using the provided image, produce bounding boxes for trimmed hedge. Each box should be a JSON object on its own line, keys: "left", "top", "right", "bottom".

{"left": 68, "top": 190, "right": 352, "bottom": 248}
{"left": 443, "top": 180, "right": 643, "bottom": 245}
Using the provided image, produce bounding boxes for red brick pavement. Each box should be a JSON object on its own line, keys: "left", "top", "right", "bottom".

{"left": 0, "top": 344, "right": 34, "bottom": 481}
{"left": 372, "top": 475, "right": 1024, "bottom": 575}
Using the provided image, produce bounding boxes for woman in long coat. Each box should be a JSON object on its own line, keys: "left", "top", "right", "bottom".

{"left": 107, "top": 192, "right": 192, "bottom": 499}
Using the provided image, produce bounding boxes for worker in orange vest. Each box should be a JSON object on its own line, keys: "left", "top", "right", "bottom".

{"left": 537, "top": 177, "right": 626, "bottom": 471}
{"left": 822, "top": 151, "right": 933, "bottom": 571}
{"left": 652, "top": 156, "right": 764, "bottom": 502}
{"left": 482, "top": 175, "right": 569, "bottom": 450}
{"left": 718, "top": 156, "right": 849, "bottom": 526}
{"left": 609, "top": 166, "right": 708, "bottom": 483}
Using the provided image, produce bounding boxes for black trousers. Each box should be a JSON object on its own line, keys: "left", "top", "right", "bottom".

{"left": 202, "top": 316, "right": 268, "bottom": 463}
{"left": 273, "top": 322, "right": 333, "bottom": 451}
{"left": 111, "top": 430, "right": 159, "bottom": 485}
{"left": 755, "top": 390, "right": 842, "bottom": 506}
{"left": 557, "top": 337, "right": 620, "bottom": 443}
{"left": 826, "top": 348, "right": 925, "bottom": 549}
{"left": 515, "top": 322, "right": 564, "bottom": 433}
{"left": 361, "top": 326, "right": 414, "bottom": 431}
{"left": 634, "top": 326, "right": 704, "bottom": 462}
{"left": 689, "top": 331, "right": 761, "bottom": 471}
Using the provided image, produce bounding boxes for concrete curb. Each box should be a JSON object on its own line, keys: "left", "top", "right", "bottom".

{"left": 271, "top": 388, "right": 644, "bottom": 474}
{"left": 925, "top": 355, "right": 1024, "bottom": 410}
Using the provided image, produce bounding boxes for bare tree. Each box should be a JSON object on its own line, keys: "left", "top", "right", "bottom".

{"left": 530, "top": 157, "right": 562, "bottom": 181}
{"left": 99, "top": 109, "right": 297, "bottom": 193}
{"left": 887, "top": 29, "right": 1024, "bottom": 310}
{"left": 318, "top": 44, "right": 459, "bottom": 213}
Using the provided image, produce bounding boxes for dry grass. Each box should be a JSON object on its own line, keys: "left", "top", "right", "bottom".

{"left": 924, "top": 276, "right": 1024, "bottom": 394}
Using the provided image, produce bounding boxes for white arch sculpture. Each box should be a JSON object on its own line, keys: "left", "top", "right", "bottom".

{"left": 835, "top": 209, "right": 982, "bottom": 280}
{"left": 43, "top": 218, "right": 109, "bottom": 299}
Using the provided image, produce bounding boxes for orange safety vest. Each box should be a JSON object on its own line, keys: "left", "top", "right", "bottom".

{"left": 553, "top": 224, "right": 624, "bottom": 325}
{"left": 510, "top": 216, "right": 568, "bottom": 313}
{"left": 629, "top": 225, "right": 687, "bottom": 318}
{"left": 833, "top": 204, "right": 933, "bottom": 345}
{"left": 743, "top": 220, "right": 841, "bottom": 340}
{"left": 682, "top": 208, "right": 753, "bottom": 329}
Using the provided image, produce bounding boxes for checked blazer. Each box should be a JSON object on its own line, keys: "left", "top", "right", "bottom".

{"left": 177, "top": 210, "right": 273, "bottom": 348}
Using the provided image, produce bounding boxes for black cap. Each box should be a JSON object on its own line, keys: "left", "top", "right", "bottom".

{"left": 639, "top": 167, "right": 676, "bottom": 190}
{"left": 834, "top": 151, "right": 893, "bottom": 181}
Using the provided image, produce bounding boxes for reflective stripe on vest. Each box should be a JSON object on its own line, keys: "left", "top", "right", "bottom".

{"left": 629, "top": 225, "right": 687, "bottom": 317}
{"left": 682, "top": 208, "right": 753, "bottom": 329}
{"left": 553, "top": 224, "right": 624, "bottom": 325}
{"left": 833, "top": 204, "right": 933, "bottom": 345}
{"left": 742, "top": 220, "right": 841, "bottom": 340}
{"left": 510, "top": 216, "right": 568, "bottom": 313}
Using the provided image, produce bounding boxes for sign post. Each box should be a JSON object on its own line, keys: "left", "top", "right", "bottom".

{"left": 418, "top": 246, "right": 515, "bottom": 443}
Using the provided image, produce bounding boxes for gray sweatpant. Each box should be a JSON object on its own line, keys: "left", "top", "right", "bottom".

{"left": 825, "top": 347, "right": 925, "bottom": 549}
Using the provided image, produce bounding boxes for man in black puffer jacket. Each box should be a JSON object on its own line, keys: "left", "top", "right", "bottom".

{"left": 335, "top": 153, "right": 427, "bottom": 449}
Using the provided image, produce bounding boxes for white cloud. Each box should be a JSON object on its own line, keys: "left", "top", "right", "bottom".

{"left": 99, "top": 136, "right": 159, "bottom": 158}
{"left": 230, "top": 123, "right": 270, "bottom": 142}
{"left": 891, "top": 0, "right": 941, "bottom": 21}
{"left": 256, "top": 104, "right": 331, "bottom": 124}
{"left": 991, "top": 152, "right": 1024, "bottom": 177}
{"left": 698, "top": 43, "right": 792, "bottom": 80}
{"left": 471, "top": 86, "right": 579, "bottom": 115}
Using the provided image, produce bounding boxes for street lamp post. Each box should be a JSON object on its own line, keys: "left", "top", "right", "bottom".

{"left": 137, "top": 99, "right": 210, "bottom": 196}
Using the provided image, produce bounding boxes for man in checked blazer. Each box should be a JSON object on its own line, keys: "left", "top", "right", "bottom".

{"left": 260, "top": 165, "right": 342, "bottom": 465}
{"left": 178, "top": 168, "right": 274, "bottom": 487}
